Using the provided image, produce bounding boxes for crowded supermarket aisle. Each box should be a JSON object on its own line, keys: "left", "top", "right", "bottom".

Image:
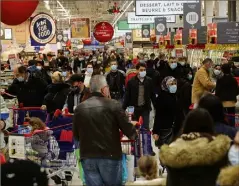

{"left": 1, "top": 0, "right": 239, "bottom": 186}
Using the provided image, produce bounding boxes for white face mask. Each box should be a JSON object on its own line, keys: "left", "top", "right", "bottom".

{"left": 36, "top": 66, "right": 42, "bottom": 70}
{"left": 92, "top": 58, "right": 97, "bottom": 62}
{"left": 79, "top": 57, "right": 84, "bottom": 61}
{"left": 228, "top": 145, "right": 239, "bottom": 165}
{"left": 139, "top": 71, "right": 146, "bottom": 78}
{"left": 214, "top": 69, "right": 221, "bottom": 76}
{"left": 179, "top": 62, "right": 185, "bottom": 66}
{"left": 87, "top": 67, "right": 93, "bottom": 74}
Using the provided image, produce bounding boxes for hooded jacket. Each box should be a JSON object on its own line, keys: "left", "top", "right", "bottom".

{"left": 160, "top": 134, "right": 231, "bottom": 186}
{"left": 217, "top": 165, "right": 239, "bottom": 186}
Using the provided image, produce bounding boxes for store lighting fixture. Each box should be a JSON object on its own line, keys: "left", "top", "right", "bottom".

{"left": 112, "top": 0, "right": 133, "bottom": 27}
{"left": 57, "top": 0, "right": 69, "bottom": 17}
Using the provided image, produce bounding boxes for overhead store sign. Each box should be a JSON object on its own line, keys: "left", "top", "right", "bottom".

{"left": 127, "top": 12, "right": 175, "bottom": 23}
{"left": 155, "top": 17, "right": 167, "bottom": 35}
{"left": 117, "top": 20, "right": 154, "bottom": 30}
{"left": 30, "top": 13, "right": 56, "bottom": 45}
{"left": 183, "top": 3, "right": 201, "bottom": 29}
{"left": 70, "top": 18, "right": 90, "bottom": 38}
{"left": 135, "top": 0, "right": 199, "bottom": 16}
{"left": 142, "top": 25, "right": 150, "bottom": 38}
{"left": 217, "top": 22, "right": 239, "bottom": 44}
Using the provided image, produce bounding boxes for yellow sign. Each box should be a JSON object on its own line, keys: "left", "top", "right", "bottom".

{"left": 132, "top": 29, "right": 155, "bottom": 42}
{"left": 71, "top": 18, "right": 90, "bottom": 39}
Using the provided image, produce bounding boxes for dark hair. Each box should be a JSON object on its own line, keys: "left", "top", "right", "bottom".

{"left": 221, "top": 64, "right": 231, "bottom": 74}
{"left": 18, "top": 66, "right": 27, "bottom": 74}
{"left": 202, "top": 58, "right": 213, "bottom": 64}
{"left": 150, "top": 53, "right": 155, "bottom": 58}
{"left": 136, "top": 62, "right": 147, "bottom": 70}
{"left": 69, "top": 74, "right": 85, "bottom": 84}
{"left": 86, "top": 62, "right": 93, "bottom": 67}
{"left": 182, "top": 108, "right": 214, "bottom": 135}
{"left": 198, "top": 94, "right": 225, "bottom": 123}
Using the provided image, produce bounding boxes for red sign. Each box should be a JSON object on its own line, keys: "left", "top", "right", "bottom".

{"left": 1, "top": 0, "right": 39, "bottom": 25}
{"left": 93, "top": 22, "right": 114, "bottom": 42}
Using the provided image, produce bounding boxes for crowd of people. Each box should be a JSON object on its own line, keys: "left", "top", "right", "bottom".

{"left": 1, "top": 49, "right": 239, "bottom": 186}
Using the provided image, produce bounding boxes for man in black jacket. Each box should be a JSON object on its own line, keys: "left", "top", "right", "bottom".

{"left": 123, "top": 62, "right": 156, "bottom": 129}
{"left": 63, "top": 74, "right": 89, "bottom": 113}
{"left": 73, "top": 75, "right": 137, "bottom": 186}
{"left": 106, "top": 60, "right": 125, "bottom": 101}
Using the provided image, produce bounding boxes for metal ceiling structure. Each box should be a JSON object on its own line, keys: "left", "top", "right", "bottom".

{"left": 36, "top": 0, "right": 134, "bottom": 29}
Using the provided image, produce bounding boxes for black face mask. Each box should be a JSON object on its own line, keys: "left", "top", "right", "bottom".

{"left": 72, "top": 86, "right": 80, "bottom": 94}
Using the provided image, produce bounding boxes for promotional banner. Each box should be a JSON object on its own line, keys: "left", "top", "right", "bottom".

{"left": 56, "top": 29, "right": 63, "bottom": 43}
{"left": 93, "top": 22, "right": 114, "bottom": 42}
{"left": 125, "top": 32, "right": 132, "bottom": 48}
{"left": 70, "top": 18, "right": 90, "bottom": 38}
{"left": 182, "top": 29, "right": 189, "bottom": 45}
{"left": 217, "top": 22, "right": 239, "bottom": 44}
{"left": 155, "top": 17, "right": 167, "bottom": 35}
{"left": 197, "top": 26, "right": 207, "bottom": 44}
{"left": 30, "top": 13, "right": 56, "bottom": 46}
{"left": 142, "top": 25, "right": 150, "bottom": 38}
{"left": 183, "top": 3, "right": 201, "bottom": 29}
{"left": 127, "top": 12, "right": 175, "bottom": 23}
{"left": 135, "top": 0, "right": 199, "bottom": 16}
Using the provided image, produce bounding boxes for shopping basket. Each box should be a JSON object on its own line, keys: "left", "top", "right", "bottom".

{"left": 12, "top": 107, "right": 47, "bottom": 127}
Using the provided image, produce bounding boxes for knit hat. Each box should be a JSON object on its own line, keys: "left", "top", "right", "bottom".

{"left": 1, "top": 159, "right": 48, "bottom": 186}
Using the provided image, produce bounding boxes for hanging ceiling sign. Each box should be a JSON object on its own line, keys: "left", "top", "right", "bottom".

{"left": 135, "top": 0, "right": 199, "bottom": 16}
{"left": 93, "top": 22, "right": 114, "bottom": 42}
{"left": 183, "top": 3, "right": 201, "bottom": 29}
{"left": 127, "top": 12, "right": 175, "bottom": 23}
{"left": 30, "top": 13, "right": 56, "bottom": 45}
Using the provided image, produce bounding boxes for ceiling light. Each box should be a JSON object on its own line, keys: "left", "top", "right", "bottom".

{"left": 44, "top": 0, "right": 49, "bottom": 4}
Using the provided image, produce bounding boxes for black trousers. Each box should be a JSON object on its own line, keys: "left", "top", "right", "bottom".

{"left": 224, "top": 107, "right": 235, "bottom": 127}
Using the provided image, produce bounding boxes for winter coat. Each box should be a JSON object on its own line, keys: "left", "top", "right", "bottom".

{"left": 160, "top": 134, "right": 231, "bottom": 186}
{"left": 192, "top": 66, "right": 215, "bottom": 104}
{"left": 44, "top": 83, "right": 70, "bottom": 114}
{"left": 126, "top": 178, "right": 166, "bottom": 186}
{"left": 0, "top": 96, "right": 10, "bottom": 149}
{"left": 217, "top": 165, "right": 239, "bottom": 186}
{"left": 159, "top": 64, "right": 182, "bottom": 85}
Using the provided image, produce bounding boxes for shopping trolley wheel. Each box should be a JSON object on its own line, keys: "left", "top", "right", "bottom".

{"left": 62, "top": 180, "right": 68, "bottom": 186}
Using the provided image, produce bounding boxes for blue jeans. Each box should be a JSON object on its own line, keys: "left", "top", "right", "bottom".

{"left": 81, "top": 158, "right": 122, "bottom": 186}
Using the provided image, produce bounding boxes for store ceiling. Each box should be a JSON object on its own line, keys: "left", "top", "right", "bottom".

{"left": 36, "top": 0, "right": 133, "bottom": 29}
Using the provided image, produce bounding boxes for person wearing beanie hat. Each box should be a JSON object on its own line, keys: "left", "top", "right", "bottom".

{"left": 1, "top": 159, "right": 48, "bottom": 186}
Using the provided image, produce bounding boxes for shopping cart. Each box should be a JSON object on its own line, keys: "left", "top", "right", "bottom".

{"left": 12, "top": 107, "right": 47, "bottom": 127}
{"left": 8, "top": 123, "right": 78, "bottom": 186}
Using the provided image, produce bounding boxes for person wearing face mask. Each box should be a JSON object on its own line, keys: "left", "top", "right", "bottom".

{"left": 123, "top": 62, "right": 156, "bottom": 130}
{"left": 153, "top": 76, "right": 181, "bottom": 147}
{"left": 192, "top": 58, "right": 216, "bottom": 105}
{"left": 178, "top": 57, "right": 193, "bottom": 77}
{"left": 84, "top": 62, "right": 94, "bottom": 88}
{"left": 35, "top": 60, "right": 52, "bottom": 85}
{"left": 73, "top": 53, "right": 86, "bottom": 74}
{"left": 63, "top": 74, "right": 90, "bottom": 113}
{"left": 105, "top": 60, "right": 125, "bottom": 101}
{"left": 41, "top": 71, "right": 70, "bottom": 120}
{"left": 212, "top": 65, "right": 223, "bottom": 82}
{"left": 7, "top": 65, "right": 47, "bottom": 107}
{"left": 73, "top": 75, "right": 137, "bottom": 186}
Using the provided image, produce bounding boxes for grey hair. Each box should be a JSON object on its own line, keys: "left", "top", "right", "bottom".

{"left": 89, "top": 75, "right": 108, "bottom": 92}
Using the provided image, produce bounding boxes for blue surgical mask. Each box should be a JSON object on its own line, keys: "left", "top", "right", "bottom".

{"left": 228, "top": 145, "right": 239, "bottom": 165}
{"left": 17, "top": 77, "right": 24, "bottom": 82}
{"left": 111, "top": 65, "right": 118, "bottom": 71}
{"left": 62, "top": 71, "right": 67, "bottom": 77}
{"left": 169, "top": 85, "right": 177, "bottom": 93}
{"left": 87, "top": 67, "right": 93, "bottom": 74}
{"left": 139, "top": 71, "right": 146, "bottom": 78}
{"left": 179, "top": 62, "right": 185, "bottom": 66}
{"left": 139, "top": 60, "right": 145, "bottom": 63}
{"left": 188, "top": 74, "right": 193, "bottom": 80}
{"left": 170, "top": 63, "right": 177, "bottom": 70}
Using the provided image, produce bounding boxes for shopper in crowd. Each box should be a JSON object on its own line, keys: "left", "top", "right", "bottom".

{"left": 178, "top": 57, "right": 192, "bottom": 78}
{"left": 106, "top": 60, "right": 125, "bottom": 101}
{"left": 125, "top": 58, "right": 138, "bottom": 86}
{"left": 63, "top": 74, "right": 90, "bottom": 113}
{"left": 212, "top": 64, "right": 223, "bottom": 82}
{"left": 1, "top": 159, "right": 48, "bottom": 186}
{"left": 215, "top": 63, "right": 239, "bottom": 127}
{"left": 73, "top": 53, "right": 86, "bottom": 74}
{"left": 160, "top": 108, "right": 231, "bottom": 186}
{"left": 56, "top": 51, "right": 69, "bottom": 69}
{"left": 198, "top": 94, "right": 237, "bottom": 140}
{"left": 178, "top": 68, "right": 193, "bottom": 116}
{"left": 116, "top": 53, "right": 126, "bottom": 72}
{"left": 84, "top": 62, "right": 94, "bottom": 87}
{"left": 153, "top": 76, "right": 180, "bottom": 147}
{"left": 155, "top": 53, "right": 167, "bottom": 73}
{"left": 41, "top": 71, "right": 70, "bottom": 120}
{"left": 35, "top": 60, "right": 52, "bottom": 85}
{"left": 126, "top": 156, "right": 166, "bottom": 185}
{"left": 192, "top": 58, "right": 216, "bottom": 106}
{"left": 73, "top": 75, "right": 137, "bottom": 186}
{"left": 7, "top": 65, "right": 47, "bottom": 107}
{"left": 217, "top": 132, "right": 239, "bottom": 186}
{"left": 28, "top": 59, "right": 36, "bottom": 67}
{"left": 46, "top": 52, "right": 57, "bottom": 72}
{"left": 123, "top": 62, "right": 156, "bottom": 130}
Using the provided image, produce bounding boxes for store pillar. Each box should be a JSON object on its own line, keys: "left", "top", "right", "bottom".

{"left": 215, "top": 0, "right": 227, "bottom": 17}
{"left": 228, "top": 0, "right": 237, "bottom": 21}
{"left": 237, "top": 0, "right": 239, "bottom": 21}
{"left": 204, "top": 1, "right": 214, "bottom": 25}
